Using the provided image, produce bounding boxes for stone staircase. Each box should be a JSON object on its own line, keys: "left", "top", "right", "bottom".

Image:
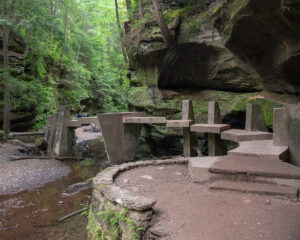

{"left": 188, "top": 104, "right": 300, "bottom": 198}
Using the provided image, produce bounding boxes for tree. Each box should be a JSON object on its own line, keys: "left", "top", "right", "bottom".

{"left": 114, "top": 0, "right": 128, "bottom": 64}
{"left": 138, "top": 0, "right": 143, "bottom": 18}
{"left": 152, "top": 0, "right": 175, "bottom": 47}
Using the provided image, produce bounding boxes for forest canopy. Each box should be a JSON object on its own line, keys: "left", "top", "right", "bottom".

{"left": 0, "top": 0, "right": 132, "bottom": 130}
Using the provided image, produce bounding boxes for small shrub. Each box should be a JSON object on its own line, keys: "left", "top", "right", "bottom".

{"left": 0, "top": 130, "right": 7, "bottom": 142}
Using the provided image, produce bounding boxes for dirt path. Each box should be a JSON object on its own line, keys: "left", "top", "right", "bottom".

{"left": 116, "top": 164, "right": 300, "bottom": 240}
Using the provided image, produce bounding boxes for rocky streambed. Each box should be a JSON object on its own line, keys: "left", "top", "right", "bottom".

{"left": 0, "top": 142, "right": 101, "bottom": 240}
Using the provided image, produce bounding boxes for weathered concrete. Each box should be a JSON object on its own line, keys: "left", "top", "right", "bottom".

{"left": 167, "top": 120, "right": 193, "bottom": 128}
{"left": 208, "top": 101, "right": 221, "bottom": 124}
{"left": 209, "top": 155, "right": 300, "bottom": 180}
{"left": 181, "top": 100, "right": 197, "bottom": 157}
{"left": 209, "top": 180, "right": 298, "bottom": 198}
{"left": 228, "top": 140, "right": 289, "bottom": 161}
{"left": 190, "top": 124, "right": 230, "bottom": 134}
{"left": 98, "top": 112, "right": 145, "bottom": 163}
{"left": 273, "top": 108, "right": 289, "bottom": 146}
{"left": 188, "top": 156, "right": 220, "bottom": 182}
{"left": 122, "top": 116, "right": 166, "bottom": 124}
{"left": 53, "top": 106, "right": 73, "bottom": 157}
{"left": 221, "top": 129, "right": 273, "bottom": 142}
{"left": 245, "top": 104, "right": 268, "bottom": 132}
{"left": 190, "top": 101, "right": 228, "bottom": 156}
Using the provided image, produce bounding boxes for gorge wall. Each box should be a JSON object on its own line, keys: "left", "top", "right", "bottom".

{"left": 125, "top": 0, "right": 300, "bottom": 163}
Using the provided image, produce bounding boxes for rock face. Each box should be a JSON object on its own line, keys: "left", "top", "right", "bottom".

{"left": 127, "top": 1, "right": 260, "bottom": 92}
{"left": 126, "top": 0, "right": 300, "bottom": 95}
{"left": 213, "top": 0, "right": 300, "bottom": 94}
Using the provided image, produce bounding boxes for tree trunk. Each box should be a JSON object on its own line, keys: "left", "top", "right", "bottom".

{"left": 114, "top": 0, "right": 128, "bottom": 64}
{"left": 138, "top": 0, "right": 143, "bottom": 17}
{"left": 60, "top": 7, "right": 68, "bottom": 65}
{"left": 125, "top": 0, "right": 131, "bottom": 11}
{"left": 152, "top": 0, "right": 174, "bottom": 47}
{"left": 3, "top": 26, "right": 10, "bottom": 133}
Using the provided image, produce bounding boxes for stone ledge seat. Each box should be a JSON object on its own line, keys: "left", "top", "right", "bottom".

{"left": 122, "top": 117, "right": 167, "bottom": 125}
{"left": 221, "top": 129, "right": 273, "bottom": 142}
{"left": 190, "top": 123, "right": 231, "bottom": 134}
{"left": 166, "top": 120, "right": 194, "bottom": 128}
{"left": 228, "top": 140, "right": 289, "bottom": 161}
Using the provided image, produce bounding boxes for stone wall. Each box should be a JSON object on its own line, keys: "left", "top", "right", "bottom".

{"left": 89, "top": 158, "right": 188, "bottom": 240}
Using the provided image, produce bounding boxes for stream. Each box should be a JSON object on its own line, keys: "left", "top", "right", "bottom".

{"left": 0, "top": 160, "right": 101, "bottom": 240}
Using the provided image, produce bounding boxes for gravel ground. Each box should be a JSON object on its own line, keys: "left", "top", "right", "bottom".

{"left": 0, "top": 143, "right": 23, "bottom": 163}
{"left": 0, "top": 143, "right": 70, "bottom": 195}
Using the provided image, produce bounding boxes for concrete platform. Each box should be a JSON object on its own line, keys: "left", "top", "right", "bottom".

{"left": 122, "top": 117, "right": 167, "bottom": 124}
{"left": 209, "top": 155, "right": 300, "bottom": 180}
{"left": 221, "top": 129, "right": 273, "bottom": 142}
{"left": 190, "top": 124, "right": 231, "bottom": 134}
{"left": 167, "top": 120, "right": 194, "bottom": 128}
{"left": 188, "top": 157, "right": 221, "bottom": 182}
{"left": 209, "top": 180, "right": 298, "bottom": 198}
{"left": 228, "top": 140, "right": 289, "bottom": 161}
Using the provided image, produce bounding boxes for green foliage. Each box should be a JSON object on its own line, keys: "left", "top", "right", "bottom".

{"left": 87, "top": 205, "right": 143, "bottom": 240}
{"left": 0, "top": 130, "right": 7, "bottom": 142}
{"left": 0, "top": 0, "right": 129, "bottom": 130}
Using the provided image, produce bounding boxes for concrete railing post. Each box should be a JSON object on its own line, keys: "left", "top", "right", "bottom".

{"left": 245, "top": 104, "right": 268, "bottom": 132}
{"left": 182, "top": 100, "right": 197, "bottom": 157}
{"left": 207, "top": 101, "right": 227, "bottom": 156}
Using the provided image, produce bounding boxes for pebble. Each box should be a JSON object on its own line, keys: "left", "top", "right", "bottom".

{"left": 140, "top": 175, "right": 153, "bottom": 180}
{"left": 265, "top": 199, "right": 271, "bottom": 204}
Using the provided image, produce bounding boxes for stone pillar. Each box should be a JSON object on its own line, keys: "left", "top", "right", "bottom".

{"left": 98, "top": 112, "right": 145, "bottom": 164}
{"left": 53, "top": 106, "right": 73, "bottom": 157}
{"left": 273, "top": 108, "right": 289, "bottom": 146}
{"left": 44, "top": 115, "right": 52, "bottom": 142}
{"left": 207, "top": 101, "right": 227, "bottom": 156}
{"left": 245, "top": 104, "right": 268, "bottom": 131}
{"left": 47, "top": 114, "right": 58, "bottom": 152}
{"left": 208, "top": 101, "right": 221, "bottom": 124}
{"left": 182, "top": 100, "right": 197, "bottom": 157}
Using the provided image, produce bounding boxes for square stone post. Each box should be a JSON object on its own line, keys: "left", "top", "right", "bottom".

{"left": 207, "top": 101, "right": 227, "bottom": 156}
{"left": 53, "top": 106, "right": 73, "bottom": 157}
{"left": 273, "top": 108, "right": 289, "bottom": 146}
{"left": 182, "top": 100, "right": 197, "bottom": 157}
{"left": 245, "top": 104, "right": 268, "bottom": 132}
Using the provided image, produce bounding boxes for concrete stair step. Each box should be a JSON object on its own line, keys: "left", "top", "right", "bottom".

{"left": 209, "top": 180, "right": 299, "bottom": 198}
{"left": 209, "top": 155, "right": 300, "bottom": 180}
{"left": 221, "top": 129, "right": 273, "bottom": 142}
{"left": 189, "top": 157, "right": 221, "bottom": 183}
{"left": 228, "top": 140, "right": 289, "bottom": 161}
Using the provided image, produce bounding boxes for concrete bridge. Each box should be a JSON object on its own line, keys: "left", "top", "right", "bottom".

{"left": 44, "top": 106, "right": 99, "bottom": 157}
{"left": 44, "top": 101, "right": 299, "bottom": 168}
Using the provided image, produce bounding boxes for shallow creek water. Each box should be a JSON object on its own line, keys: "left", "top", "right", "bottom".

{"left": 0, "top": 160, "right": 101, "bottom": 240}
